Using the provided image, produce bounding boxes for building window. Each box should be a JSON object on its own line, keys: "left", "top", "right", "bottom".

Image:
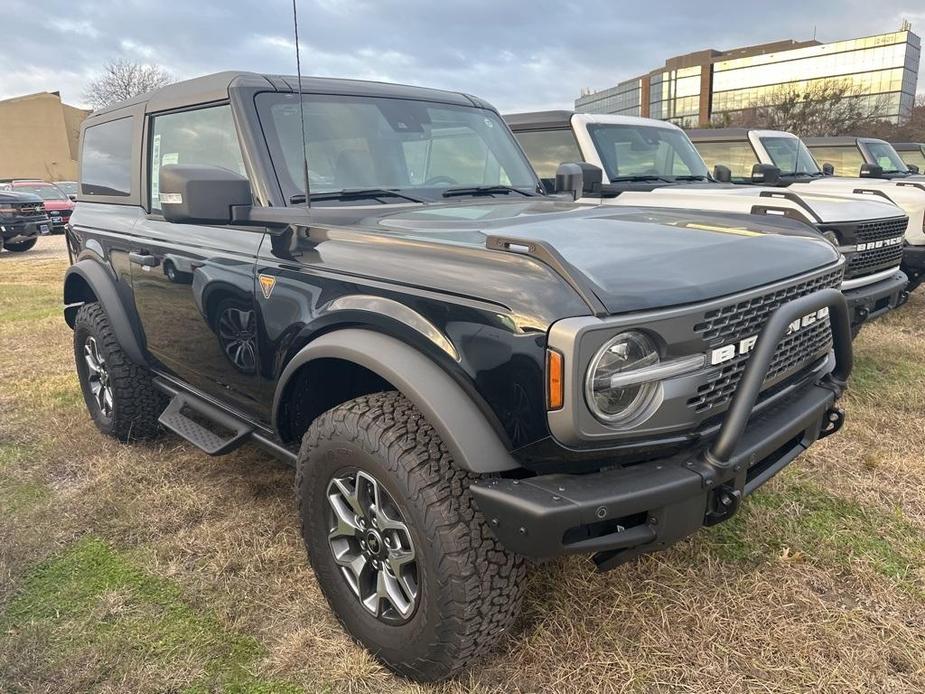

{"left": 149, "top": 105, "right": 245, "bottom": 211}
{"left": 81, "top": 117, "right": 133, "bottom": 197}
{"left": 514, "top": 129, "right": 583, "bottom": 179}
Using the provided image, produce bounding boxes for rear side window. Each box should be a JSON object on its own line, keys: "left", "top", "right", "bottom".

{"left": 81, "top": 117, "right": 134, "bottom": 197}
{"left": 514, "top": 129, "right": 583, "bottom": 179}
{"left": 694, "top": 140, "right": 759, "bottom": 180}
{"left": 149, "top": 105, "right": 245, "bottom": 212}
{"left": 806, "top": 146, "right": 865, "bottom": 177}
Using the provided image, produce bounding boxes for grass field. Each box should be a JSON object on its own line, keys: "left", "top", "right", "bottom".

{"left": 2, "top": 235, "right": 925, "bottom": 693}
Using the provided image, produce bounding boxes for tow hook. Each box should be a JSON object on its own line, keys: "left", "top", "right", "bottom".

{"left": 704, "top": 485, "right": 741, "bottom": 526}
{"left": 819, "top": 405, "right": 845, "bottom": 439}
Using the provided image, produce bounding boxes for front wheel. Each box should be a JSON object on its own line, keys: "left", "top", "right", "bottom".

{"left": 74, "top": 303, "right": 166, "bottom": 441}
{"left": 4, "top": 237, "right": 37, "bottom": 252}
{"left": 297, "top": 391, "right": 525, "bottom": 681}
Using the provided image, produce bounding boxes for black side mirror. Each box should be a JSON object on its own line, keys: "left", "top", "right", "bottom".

{"left": 859, "top": 163, "right": 883, "bottom": 178}
{"left": 159, "top": 165, "right": 252, "bottom": 224}
{"left": 554, "top": 163, "right": 584, "bottom": 200}
{"left": 822, "top": 162, "right": 835, "bottom": 176}
{"left": 908, "top": 164, "right": 920, "bottom": 174}
{"left": 575, "top": 162, "right": 603, "bottom": 194}
{"left": 67, "top": 194, "right": 77, "bottom": 202}
{"left": 751, "top": 163, "right": 781, "bottom": 185}
{"left": 713, "top": 164, "right": 732, "bottom": 183}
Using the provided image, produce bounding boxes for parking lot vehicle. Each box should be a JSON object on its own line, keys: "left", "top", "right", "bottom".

{"left": 0, "top": 180, "right": 74, "bottom": 232}
{"left": 802, "top": 136, "right": 924, "bottom": 178}
{"left": 0, "top": 189, "right": 50, "bottom": 252}
{"left": 891, "top": 142, "right": 925, "bottom": 172}
{"left": 690, "top": 128, "right": 925, "bottom": 292}
{"left": 55, "top": 180, "right": 79, "bottom": 201}
{"left": 506, "top": 112, "right": 910, "bottom": 330}
{"left": 65, "top": 72, "right": 853, "bottom": 681}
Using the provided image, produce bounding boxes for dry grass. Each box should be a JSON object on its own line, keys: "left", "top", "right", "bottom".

{"left": 2, "top": 235, "right": 925, "bottom": 693}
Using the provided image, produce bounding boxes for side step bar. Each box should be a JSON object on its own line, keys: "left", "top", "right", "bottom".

{"left": 159, "top": 393, "right": 253, "bottom": 455}
{"left": 153, "top": 378, "right": 298, "bottom": 465}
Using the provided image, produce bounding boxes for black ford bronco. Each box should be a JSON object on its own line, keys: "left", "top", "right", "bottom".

{"left": 65, "top": 72, "right": 853, "bottom": 681}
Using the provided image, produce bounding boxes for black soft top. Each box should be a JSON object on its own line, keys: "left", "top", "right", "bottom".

{"left": 803, "top": 136, "right": 869, "bottom": 146}
{"left": 892, "top": 142, "right": 925, "bottom": 151}
{"left": 503, "top": 110, "right": 574, "bottom": 130}
{"left": 87, "top": 71, "right": 495, "bottom": 120}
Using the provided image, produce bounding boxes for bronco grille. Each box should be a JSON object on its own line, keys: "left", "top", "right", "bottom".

{"left": 688, "top": 267, "right": 843, "bottom": 414}
{"left": 844, "top": 217, "right": 906, "bottom": 280}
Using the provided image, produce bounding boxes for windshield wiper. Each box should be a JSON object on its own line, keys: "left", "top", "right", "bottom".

{"left": 442, "top": 185, "right": 535, "bottom": 198}
{"left": 289, "top": 188, "right": 428, "bottom": 204}
{"left": 609, "top": 175, "right": 674, "bottom": 183}
{"left": 673, "top": 175, "right": 709, "bottom": 181}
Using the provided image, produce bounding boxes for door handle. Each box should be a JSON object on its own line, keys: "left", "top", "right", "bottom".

{"left": 129, "top": 251, "right": 159, "bottom": 267}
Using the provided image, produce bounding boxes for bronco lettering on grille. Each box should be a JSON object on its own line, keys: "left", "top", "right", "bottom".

{"left": 709, "top": 307, "right": 830, "bottom": 366}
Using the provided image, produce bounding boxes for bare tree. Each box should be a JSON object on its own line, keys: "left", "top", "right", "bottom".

{"left": 84, "top": 59, "right": 172, "bottom": 110}
{"left": 712, "top": 80, "right": 894, "bottom": 137}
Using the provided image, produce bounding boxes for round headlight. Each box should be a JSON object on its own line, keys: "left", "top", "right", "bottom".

{"left": 585, "top": 331, "right": 659, "bottom": 424}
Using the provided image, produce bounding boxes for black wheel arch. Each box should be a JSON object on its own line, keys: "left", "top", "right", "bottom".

{"left": 273, "top": 328, "right": 521, "bottom": 474}
{"left": 64, "top": 259, "right": 147, "bottom": 365}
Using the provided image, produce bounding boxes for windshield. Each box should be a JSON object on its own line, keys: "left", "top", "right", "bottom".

{"left": 256, "top": 93, "right": 539, "bottom": 203}
{"left": 55, "top": 181, "right": 78, "bottom": 195}
{"left": 759, "top": 136, "right": 821, "bottom": 175}
{"left": 864, "top": 141, "right": 909, "bottom": 173}
{"left": 586, "top": 124, "right": 708, "bottom": 181}
{"left": 694, "top": 140, "right": 760, "bottom": 180}
{"left": 14, "top": 184, "right": 67, "bottom": 201}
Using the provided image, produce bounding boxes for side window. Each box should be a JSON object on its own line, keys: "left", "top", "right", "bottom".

{"left": 149, "top": 105, "right": 245, "bottom": 211}
{"left": 514, "top": 129, "right": 583, "bottom": 179}
{"left": 807, "top": 146, "right": 864, "bottom": 177}
{"left": 694, "top": 141, "right": 759, "bottom": 179}
{"left": 82, "top": 117, "right": 134, "bottom": 197}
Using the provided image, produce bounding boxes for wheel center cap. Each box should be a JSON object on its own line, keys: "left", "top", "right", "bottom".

{"left": 365, "top": 529, "right": 383, "bottom": 557}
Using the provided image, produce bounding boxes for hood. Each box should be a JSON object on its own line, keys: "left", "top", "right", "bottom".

{"left": 351, "top": 199, "right": 841, "bottom": 315}
{"left": 608, "top": 185, "right": 902, "bottom": 224}
{"left": 0, "top": 190, "right": 43, "bottom": 204}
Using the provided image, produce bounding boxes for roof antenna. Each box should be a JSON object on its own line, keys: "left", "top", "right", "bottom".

{"left": 292, "top": 0, "right": 310, "bottom": 208}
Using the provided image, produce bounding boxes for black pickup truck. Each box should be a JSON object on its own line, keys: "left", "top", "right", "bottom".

{"left": 64, "top": 72, "right": 853, "bottom": 681}
{"left": 0, "top": 190, "right": 50, "bottom": 253}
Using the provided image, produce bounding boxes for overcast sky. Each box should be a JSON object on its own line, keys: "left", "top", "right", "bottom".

{"left": 1, "top": 0, "right": 923, "bottom": 112}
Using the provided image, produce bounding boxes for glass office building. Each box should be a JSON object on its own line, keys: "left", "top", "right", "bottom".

{"left": 576, "top": 28, "right": 921, "bottom": 126}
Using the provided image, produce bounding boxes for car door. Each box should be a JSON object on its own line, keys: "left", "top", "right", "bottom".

{"left": 129, "top": 103, "right": 271, "bottom": 420}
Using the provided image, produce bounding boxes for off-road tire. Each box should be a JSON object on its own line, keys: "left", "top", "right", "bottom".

{"left": 297, "top": 391, "right": 525, "bottom": 681}
{"left": 74, "top": 302, "right": 166, "bottom": 441}
{"left": 4, "top": 237, "right": 37, "bottom": 252}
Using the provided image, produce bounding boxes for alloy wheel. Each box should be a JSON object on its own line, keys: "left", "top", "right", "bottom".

{"left": 326, "top": 469, "right": 419, "bottom": 624}
{"left": 84, "top": 336, "right": 113, "bottom": 418}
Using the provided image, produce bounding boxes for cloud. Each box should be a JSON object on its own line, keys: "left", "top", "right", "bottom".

{"left": 0, "top": 0, "right": 921, "bottom": 111}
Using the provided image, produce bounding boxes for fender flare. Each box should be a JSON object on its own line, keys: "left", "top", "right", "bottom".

{"left": 63, "top": 259, "right": 147, "bottom": 365}
{"left": 273, "top": 329, "right": 520, "bottom": 474}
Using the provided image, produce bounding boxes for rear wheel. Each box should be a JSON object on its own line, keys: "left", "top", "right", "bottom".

{"left": 4, "top": 237, "right": 37, "bottom": 252}
{"left": 297, "top": 391, "right": 525, "bottom": 681}
{"left": 74, "top": 303, "right": 166, "bottom": 441}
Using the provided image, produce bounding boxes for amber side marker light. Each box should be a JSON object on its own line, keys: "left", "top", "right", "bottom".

{"left": 546, "top": 349, "right": 564, "bottom": 411}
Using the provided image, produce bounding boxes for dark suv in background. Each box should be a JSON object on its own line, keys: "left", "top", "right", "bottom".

{"left": 1, "top": 180, "right": 75, "bottom": 233}
{"left": 64, "top": 72, "right": 853, "bottom": 682}
{"left": 0, "top": 189, "right": 50, "bottom": 253}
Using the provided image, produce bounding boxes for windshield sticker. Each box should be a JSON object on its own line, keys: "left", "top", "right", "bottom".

{"left": 151, "top": 134, "right": 161, "bottom": 203}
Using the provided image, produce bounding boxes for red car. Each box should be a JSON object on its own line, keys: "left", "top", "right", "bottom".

{"left": 1, "top": 180, "right": 74, "bottom": 233}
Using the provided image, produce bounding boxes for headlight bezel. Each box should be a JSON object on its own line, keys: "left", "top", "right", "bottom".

{"left": 584, "top": 330, "right": 662, "bottom": 425}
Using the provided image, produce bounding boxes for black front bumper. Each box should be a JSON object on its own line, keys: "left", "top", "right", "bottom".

{"left": 842, "top": 270, "right": 909, "bottom": 327}
{"left": 472, "top": 289, "right": 853, "bottom": 570}
{"left": 902, "top": 245, "right": 925, "bottom": 290}
{"left": 1, "top": 218, "right": 50, "bottom": 243}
